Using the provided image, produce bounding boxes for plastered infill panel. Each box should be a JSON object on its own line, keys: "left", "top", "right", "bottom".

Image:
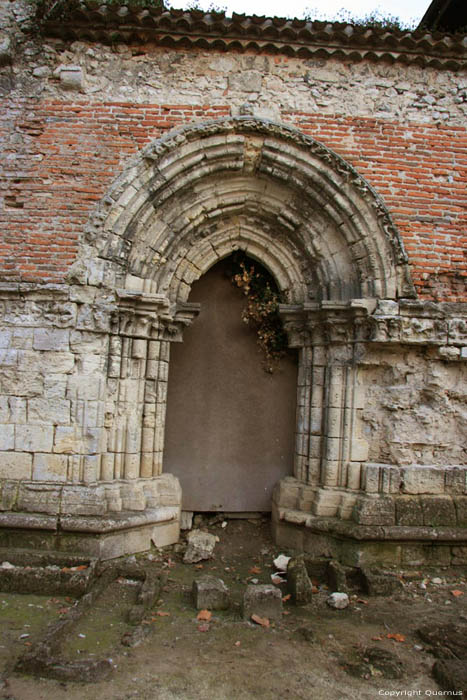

{"left": 163, "top": 260, "right": 298, "bottom": 511}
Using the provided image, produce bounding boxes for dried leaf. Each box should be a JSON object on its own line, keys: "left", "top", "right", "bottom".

{"left": 234, "top": 641, "right": 241, "bottom": 647}
{"left": 251, "top": 614, "right": 270, "bottom": 628}
{"left": 57, "top": 608, "right": 70, "bottom": 615}
{"left": 197, "top": 610, "right": 212, "bottom": 622}
{"left": 156, "top": 611, "right": 170, "bottom": 617}
{"left": 451, "top": 590, "right": 464, "bottom": 597}
{"left": 271, "top": 576, "right": 283, "bottom": 585}
{"left": 282, "top": 611, "right": 291, "bottom": 616}
{"left": 387, "top": 633, "right": 405, "bottom": 642}
{"left": 282, "top": 594, "right": 291, "bottom": 602}
{"left": 357, "top": 599, "right": 369, "bottom": 605}
{"left": 194, "top": 564, "right": 204, "bottom": 569}
{"left": 73, "top": 565, "right": 88, "bottom": 571}
{"left": 371, "top": 636, "right": 383, "bottom": 641}
{"left": 311, "top": 586, "right": 319, "bottom": 594}
{"left": 249, "top": 566, "right": 261, "bottom": 575}
{"left": 197, "top": 623, "right": 209, "bottom": 632}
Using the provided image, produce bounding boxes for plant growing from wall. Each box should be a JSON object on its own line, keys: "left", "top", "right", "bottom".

{"left": 228, "top": 253, "right": 288, "bottom": 374}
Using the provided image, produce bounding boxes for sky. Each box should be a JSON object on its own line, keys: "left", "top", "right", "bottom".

{"left": 172, "top": 0, "right": 431, "bottom": 27}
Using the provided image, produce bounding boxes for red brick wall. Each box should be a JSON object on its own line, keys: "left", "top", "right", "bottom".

{"left": 1, "top": 100, "right": 466, "bottom": 301}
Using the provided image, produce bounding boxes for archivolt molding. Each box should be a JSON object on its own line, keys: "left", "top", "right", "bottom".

{"left": 85, "top": 117, "right": 415, "bottom": 303}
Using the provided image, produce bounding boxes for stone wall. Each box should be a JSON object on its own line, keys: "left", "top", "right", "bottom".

{"left": 0, "top": 0, "right": 466, "bottom": 562}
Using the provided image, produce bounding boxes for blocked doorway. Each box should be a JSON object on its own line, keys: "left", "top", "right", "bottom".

{"left": 163, "top": 256, "right": 298, "bottom": 512}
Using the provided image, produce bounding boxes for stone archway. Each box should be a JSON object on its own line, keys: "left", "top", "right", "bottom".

{"left": 78, "top": 116, "right": 415, "bottom": 552}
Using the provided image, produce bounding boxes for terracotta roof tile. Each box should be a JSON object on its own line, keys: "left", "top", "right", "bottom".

{"left": 40, "top": 4, "right": 467, "bottom": 70}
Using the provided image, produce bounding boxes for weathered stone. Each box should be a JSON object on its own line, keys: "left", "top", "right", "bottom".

{"left": 15, "top": 424, "right": 54, "bottom": 452}
{"left": 243, "top": 584, "right": 282, "bottom": 622}
{"left": 33, "top": 329, "right": 70, "bottom": 352}
{"left": 326, "top": 592, "right": 349, "bottom": 609}
{"left": 420, "top": 496, "right": 457, "bottom": 527}
{"left": 453, "top": 497, "right": 467, "bottom": 526}
{"left": 0, "top": 452, "right": 32, "bottom": 479}
{"left": 180, "top": 510, "right": 193, "bottom": 530}
{"left": 0, "top": 424, "right": 14, "bottom": 450}
{"left": 352, "top": 496, "right": 395, "bottom": 525}
{"left": 418, "top": 623, "right": 467, "bottom": 660}
{"left": 360, "top": 568, "right": 403, "bottom": 596}
{"left": 192, "top": 575, "right": 230, "bottom": 610}
{"left": 287, "top": 556, "right": 313, "bottom": 605}
{"left": 32, "top": 453, "right": 68, "bottom": 482}
{"left": 183, "top": 529, "right": 219, "bottom": 564}
{"left": 395, "top": 496, "right": 424, "bottom": 526}
{"left": 401, "top": 467, "right": 446, "bottom": 495}
{"left": 326, "top": 560, "right": 349, "bottom": 593}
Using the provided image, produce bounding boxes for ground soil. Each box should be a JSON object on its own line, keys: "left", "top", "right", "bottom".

{"left": 1, "top": 518, "right": 466, "bottom": 700}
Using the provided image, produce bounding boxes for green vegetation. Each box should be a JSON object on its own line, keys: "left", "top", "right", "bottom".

{"left": 303, "top": 6, "right": 417, "bottom": 31}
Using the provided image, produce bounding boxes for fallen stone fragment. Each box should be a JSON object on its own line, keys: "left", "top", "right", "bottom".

{"left": 327, "top": 560, "right": 348, "bottom": 594}
{"left": 192, "top": 575, "right": 230, "bottom": 610}
{"left": 287, "top": 556, "right": 313, "bottom": 605}
{"left": 433, "top": 659, "right": 467, "bottom": 694}
{"left": 243, "top": 584, "right": 282, "bottom": 623}
{"left": 360, "top": 568, "right": 403, "bottom": 596}
{"left": 183, "top": 530, "right": 219, "bottom": 564}
{"left": 273, "top": 554, "right": 290, "bottom": 571}
{"left": 418, "top": 623, "right": 467, "bottom": 659}
{"left": 326, "top": 592, "right": 349, "bottom": 609}
{"left": 343, "top": 646, "right": 404, "bottom": 679}
{"left": 121, "top": 626, "right": 150, "bottom": 648}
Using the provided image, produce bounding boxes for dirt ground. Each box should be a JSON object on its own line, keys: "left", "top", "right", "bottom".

{"left": 1, "top": 517, "right": 466, "bottom": 700}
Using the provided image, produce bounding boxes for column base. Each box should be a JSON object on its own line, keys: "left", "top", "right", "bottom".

{"left": 272, "top": 503, "right": 467, "bottom": 568}
{"left": 0, "top": 507, "right": 180, "bottom": 560}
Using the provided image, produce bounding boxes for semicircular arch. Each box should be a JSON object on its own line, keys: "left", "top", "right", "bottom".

{"left": 85, "top": 117, "right": 414, "bottom": 303}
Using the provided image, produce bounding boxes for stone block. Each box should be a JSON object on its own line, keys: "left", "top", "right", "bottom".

{"left": 59, "top": 65, "right": 84, "bottom": 90}
{"left": 229, "top": 70, "right": 262, "bottom": 92}
{"left": 272, "top": 477, "right": 300, "bottom": 509}
{"left": 53, "top": 426, "right": 80, "bottom": 454}
{"left": 0, "top": 330, "right": 12, "bottom": 348}
{"left": 451, "top": 546, "right": 467, "bottom": 565}
{"left": 0, "top": 424, "right": 14, "bottom": 450}
{"left": 401, "top": 544, "right": 428, "bottom": 566}
{"left": 0, "top": 349, "right": 18, "bottom": 366}
{"left": 401, "top": 467, "right": 445, "bottom": 495}
{"left": 17, "top": 483, "right": 61, "bottom": 514}
{"left": 360, "top": 569, "right": 404, "bottom": 596}
{"left": 28, "top": 398, "right": 71, "bottom": 425}
{"left": 32, "top": 453, "right": 68, "bottom": 482}
{"left": 350, "top": 438, "right": 369, "bottom": 463}
{"left": 352, "top": 496, "right": 395, "bottom": 526}
{"left": 0, "top": 480, "right": 18, "bottom": 511}
{"left": 0, "top": 452, "right": 32, "bottom": 479}
{"left": 0, "top": 369, "right": 43, "bottom": 397}
{"left": 395, "top": 496, "right": 424, "bottom": 526}
{"left": 243, "top": 584, "right": 282, "bottom": 622}
{"left": 61, "top": 486, "right": 107, "bottom": 516}
{"left": 192, "top": 575, "right": 230, "bottom": 610}
{"left": 287, "top": 556, "right": 313, "bottom": 605}
{"left": 445, "top": 467, "right": 467, "bottom": 495}
{"left": 428, "top": 546, "right": 451, "bottom": 566}
{"left": 151, "top": 520, "right": 180, "bottom": 548}
{"left": 420, "top": 496, "right": 456, "bottom": 527}
{"left": 453, "top": 497, "right": 467, "bottom": 526}
{"left": 33, "top": 328, "right": 70, "bottom": 351}
{"left": 16, "top": 425, "right": 54, "bottom": 452}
